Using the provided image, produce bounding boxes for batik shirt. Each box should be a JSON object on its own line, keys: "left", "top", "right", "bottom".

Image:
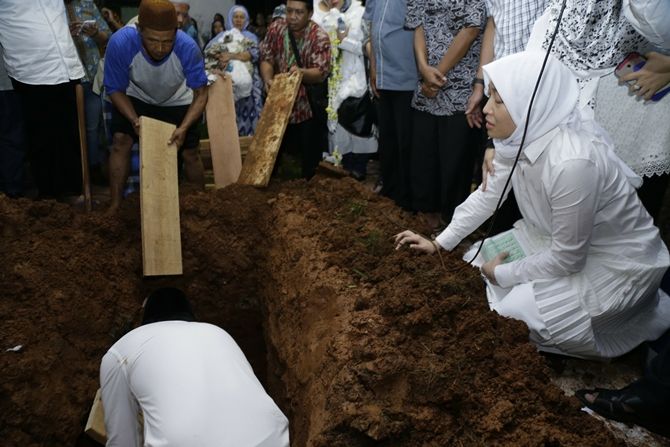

{"left": 260, "top": 20, "right": 331, "bottom": 124}
{"left": 66, "top": 0, "right": 111, "bottom": 82}
{"left": 405, "top": 0, "right": 486, "bottom": 116}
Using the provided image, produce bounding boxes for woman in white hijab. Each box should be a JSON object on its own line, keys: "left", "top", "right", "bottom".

{"left": 395, "top": 50, "right": 670, "bottom": 359}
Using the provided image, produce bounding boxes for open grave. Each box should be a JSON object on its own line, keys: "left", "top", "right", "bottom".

{"left": 0, "top": 177, "right": 634, "bottom": 446}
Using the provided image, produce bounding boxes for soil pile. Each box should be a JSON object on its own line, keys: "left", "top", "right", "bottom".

{"left": 0, "top": 178, "right": 619, "bottom": 446}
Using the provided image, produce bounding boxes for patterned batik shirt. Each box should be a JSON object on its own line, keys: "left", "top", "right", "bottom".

{"left": 486, "top": 0, "right": 549, "bottom": 59}
{"left": 405, "top": 0, "right": 486, "bottom": 116}
{"left": 66, "top": 0, "right": 111, "bottom": 82}
{"left": 260, "top": 20, "right": 331, "bottom": 124}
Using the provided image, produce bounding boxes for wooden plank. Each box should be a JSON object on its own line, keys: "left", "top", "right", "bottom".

{"left": 140, "top": 116, "right": 183, "bottom": 277}
{"left": 206, "top": 75, "right": 242, "bottom": 188}
{"left": 238, "top": 71, "right": 302, "bottom": 187}
{"left": 85, "top": 389, "right": 106, "bottom": 444}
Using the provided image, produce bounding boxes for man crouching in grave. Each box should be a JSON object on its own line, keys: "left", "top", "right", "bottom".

{"left": 100, "top": 287, "right": 290, "bottom": 446}
{"left": 104, "top": 0, "right": 207, "bottom": 213}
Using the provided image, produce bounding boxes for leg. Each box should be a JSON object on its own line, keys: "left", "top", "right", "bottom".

{"left": 181, "top": 145, "right": 205, "bottom": 188}
{"left": 409, "top": 109, "right": 440, "bottom": 215}
{"left": 377, "top": 90, "right": 413, "bottom": 209}
{"left": 0, "top": 90, "right": 25, "bottom": 197}
{"left": 83, "top": 82, "right": 103, "bottom": 168}
{"left": 638, "top": 173, "right": 670, "bottom": 223}
{"left": 108, "top": 132, "right": 133, "bottom": 212}
{"left": 436, "top": 113, "right": 471, "bottom": 222}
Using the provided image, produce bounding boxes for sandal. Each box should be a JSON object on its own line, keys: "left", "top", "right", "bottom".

{"left": 575, "top": 387, "right": 670, "bottom": 437}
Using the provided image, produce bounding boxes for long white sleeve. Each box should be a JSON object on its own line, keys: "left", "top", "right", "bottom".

{"left": 494, "top": 158, "right": 598, "bottom": 288}
{"left": 436, "top": 152, "right": 514, "bottom": 250}
{"left": 100, "top": 350, "right": 142, "bottom": 447}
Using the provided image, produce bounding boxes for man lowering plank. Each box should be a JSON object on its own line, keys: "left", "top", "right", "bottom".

{"left": 104, "top": 0, "right": 207, "bottom": 212}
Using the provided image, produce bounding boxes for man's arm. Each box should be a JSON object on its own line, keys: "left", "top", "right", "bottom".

{"left": 466, "top": 16, "right": 495, "bottom": 128}
{"left": 100, "top": 351, "right": 142, "bottom": 447}
{"left": 293, "top": 66, "right": 327, "bottom": 84}
{"left": 169, "top": 85, "right": 208, "bottom": 147}
{"left": 260, "top": 60, "right": 275, "bottom": 93}
{"left": 435, "top": 27, "right": 481, "bottom": 76}
{"left": 414, "top": 25, "right": 446, "bottom": 92}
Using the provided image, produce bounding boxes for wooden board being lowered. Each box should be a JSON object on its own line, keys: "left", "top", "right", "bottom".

{"left": 237, "top": 71, "right": 302, "bottom": 187}
{"left": 139, "top": 116, "right": 183, "bottom": 277}
{"left": 205, "top": 74, "right": 242, "bottom": 188}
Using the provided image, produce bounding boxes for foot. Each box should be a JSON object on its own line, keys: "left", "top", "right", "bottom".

{"left": 575, "top": 386, "right": 670, "bottom": 436}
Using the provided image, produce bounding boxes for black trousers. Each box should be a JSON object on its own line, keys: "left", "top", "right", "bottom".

{"left": 410, "top": 110, "right": 473, "bottom": 220}
{"left": 376, "top": 90, "right": 413, "bottom": 209}
{"left": 11, "top": 79, "right": 81, "bottom": 198}
{"left": 281, "top": 118, "right": 322, "bottom": 179}
{"left": 0, "top": 90, "right": 25, "bottom": 197}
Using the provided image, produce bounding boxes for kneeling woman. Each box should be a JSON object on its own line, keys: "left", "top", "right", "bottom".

{"left": 395, "top": 51, "right": 670, "bottom": 359}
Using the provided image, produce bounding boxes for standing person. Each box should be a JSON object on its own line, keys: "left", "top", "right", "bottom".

{"left": 65, "top": 0, "right": 111, "bottom": 183}
{"left": 594, "top": 0, "right": 670, "bottom": 222}
{"left": 171, "top": 1, "right": 202, "bottom": 48}
{"left": 260, "top": 0, "right": 331, "bottom": 179}
{"left": 312, "top": 0, "right": 377, "bottom": 180}
{"left": 214, "top": 5, "right": 264, "bottom": 136}
{"left": 0, "top": 46, "right": 25, "bottom": 198}
{"left": 406, "top": 0, "right": 486, "bottom": 230}
{"left": 208, "top": 14, "right": 225, "bottom": 45}
{"left": 364, "top": 0, "right": 418, "bottom": 208}
{"left": 395, "top": 51, "right": 670, "bottom": 359}
{"left": 0, "top": 0, "right": 85, "bottom": 200}
{"left": 101, "top": 287, "right": 290, "bottom": 447}
{"left": 104, "top": 0, "right": 208, "bottom": 212}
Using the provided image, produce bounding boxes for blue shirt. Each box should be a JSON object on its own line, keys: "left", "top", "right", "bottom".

{"left": 104, "top": 26, "right": 207, "bottom": 106}
{"left": 364, "top": 0, "right": 418, "bottom": 91}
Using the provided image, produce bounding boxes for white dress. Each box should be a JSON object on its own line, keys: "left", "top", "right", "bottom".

{"left": 312, "top": 0, "right": 377, "bottom": 156}
{"left": 437, "top": 127, "right": 670, "bottom": 359}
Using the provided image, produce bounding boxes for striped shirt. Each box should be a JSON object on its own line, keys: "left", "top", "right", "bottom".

{"left": 485, "top": 0, "right": 549, "bottom": 59}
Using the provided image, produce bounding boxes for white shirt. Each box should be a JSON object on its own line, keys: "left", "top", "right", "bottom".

{"left": 623, "top": 0, "right": 670, "bottom": 49}
{"left": 436, "top": 127, "right": 665, "bottom": 289}
{"left": 100, "top": 321, "right": 290, "bottom": 447}
{"left": 0, "top": 0, "right": 85, "bottom": 85}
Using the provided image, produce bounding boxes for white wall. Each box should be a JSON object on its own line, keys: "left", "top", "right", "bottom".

{"left": 188, "top": 0, "right": 235, "bottom": 41}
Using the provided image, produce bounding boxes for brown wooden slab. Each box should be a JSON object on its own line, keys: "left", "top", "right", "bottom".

{"left": 85, "top": 389, "right": 106, "bottom": 444}
{"left": 140, "top": 116, "right": 183, "bottom": 276}
{"left": 206, "top": 75, "right": 242, "bottom": 188}
{"left": 238, "top": 71, "right": 302, "bottom": 187}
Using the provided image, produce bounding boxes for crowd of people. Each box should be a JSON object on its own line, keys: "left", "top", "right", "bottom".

{"left": 1, "top": 0, "right": 670, "bottom": 442}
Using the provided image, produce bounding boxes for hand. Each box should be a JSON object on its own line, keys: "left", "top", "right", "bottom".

{"left": 289, "top": 65, "right": 301, "bottom": 74}
{"left": 465, "top": 84, "right": 484, "bottom": 128}
{"left": 420, "top": 81, "right": 439, "bottom": 98}
{"left": 168, "top": 126, "right": 187, "bottom": 148}
{"left": 218, "top": 51, "right": 233, "bottom": 65}
{"left": 480, "top": 252, "right": 508, "bottom": 286}
{"left": 481, "top": 148, "right": 495, "bottom": 192}
{"left": 394, "top": 230, "right": 437, "bottom": 254}
{"left": 132, "top": 117, "right": 141, "bottom": 136}
{"left": 621, "top": 52, "right": 670, "bottom": 101}
{"left": 420, "top": 65, "right": 446, "bottom": 90}
{"left": 69, "top": 21, "right": 83, "bottom": 36}
{"left": 369, "top": 62, "right": 379, "bottom": 98}
{"left": 81, "top": 21, "right": 98, "bottom": 37}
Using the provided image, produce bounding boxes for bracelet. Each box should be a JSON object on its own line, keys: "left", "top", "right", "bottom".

{"left": 472, "top": 77, "right": 484, "bottom": 86}
{"left": 431, "top": 239, "right": 441, "bottom": 254}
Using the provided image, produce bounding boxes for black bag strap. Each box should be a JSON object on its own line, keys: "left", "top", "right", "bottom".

{"left": 287, "top": 30, "right": 304, "bottom": 69}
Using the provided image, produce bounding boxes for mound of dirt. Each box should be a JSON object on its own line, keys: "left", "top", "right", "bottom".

{"left": 0, "top": 177, "right": 619, "bottom": 446}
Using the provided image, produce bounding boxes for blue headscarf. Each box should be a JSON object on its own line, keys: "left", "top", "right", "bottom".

{"left": 227, "top": 5, "right": 258, "bottom": 43}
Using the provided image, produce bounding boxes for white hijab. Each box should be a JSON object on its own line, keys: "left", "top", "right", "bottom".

{"left": 482, "top": 51, "right": 641, "bottom": 186}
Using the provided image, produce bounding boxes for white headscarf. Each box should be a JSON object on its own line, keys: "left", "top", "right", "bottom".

{"left": 483, "top": 51, "right": 641, "bottom": 186}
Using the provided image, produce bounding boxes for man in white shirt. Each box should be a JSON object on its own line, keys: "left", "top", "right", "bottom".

{"left": 0, "top": 0, "right": 85, "bottom": 199}
{"left": 100, "top": 287, "right": 290, "bottom": 447}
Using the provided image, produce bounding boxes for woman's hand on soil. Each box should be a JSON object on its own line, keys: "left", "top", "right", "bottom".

{"left": 480, "top": 252, "right": 508, "bottom": 286}
{"left": 394, "top": 230, "right": 435, "bottom": 254}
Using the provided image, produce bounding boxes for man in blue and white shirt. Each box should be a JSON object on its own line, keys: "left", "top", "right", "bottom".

{"left": 104, "top": 0, "right": 208, "bottom": 212}
{"left": 364, "top": 0, "right": 418, "bottom": 210}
